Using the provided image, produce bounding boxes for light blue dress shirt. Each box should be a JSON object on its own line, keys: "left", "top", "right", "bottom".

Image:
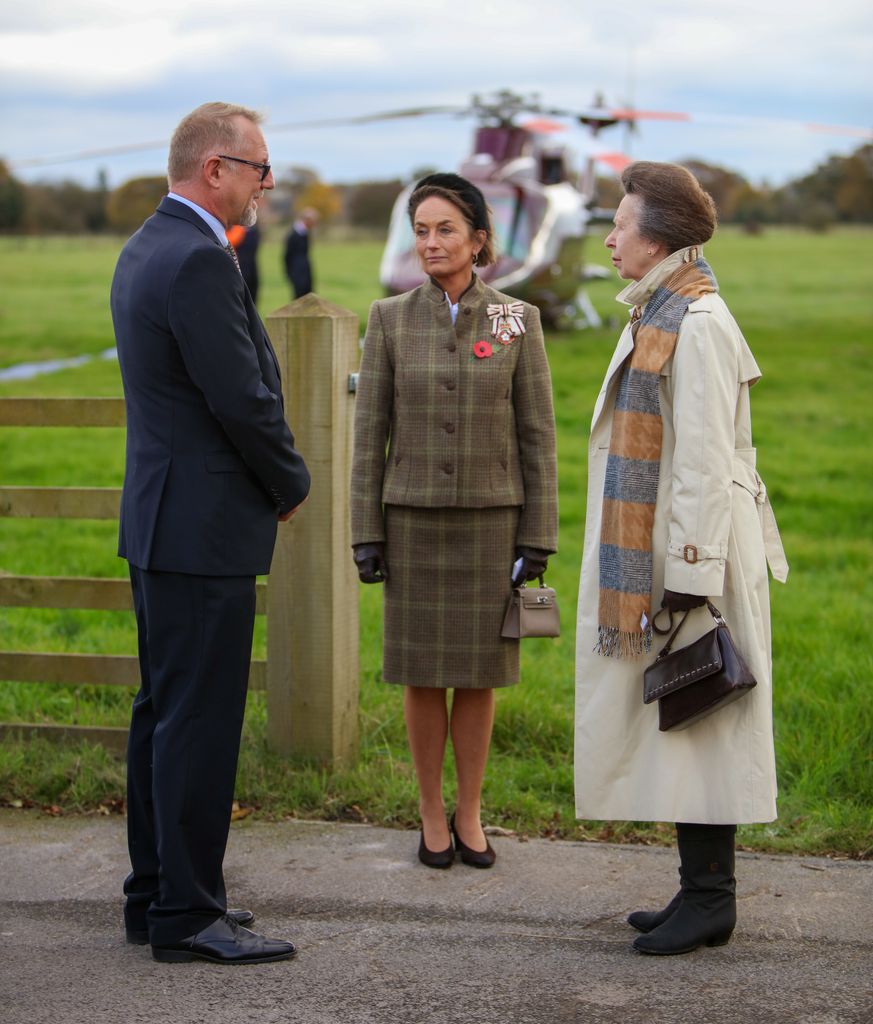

{"left": 167, "top": 192, "right": 228, "bottom": 246}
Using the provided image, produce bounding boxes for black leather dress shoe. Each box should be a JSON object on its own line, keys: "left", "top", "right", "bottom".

{"left": 151, "top": 914, "right": 296, "bottom": 964}
{"left": 126, "top": 908, "right": 255, "bottom": 946}
{"left": 450, "top": 813, "right": 496, "bottom": 868}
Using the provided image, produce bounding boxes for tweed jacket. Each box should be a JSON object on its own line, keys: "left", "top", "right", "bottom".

{"left": 351, "top": 274, "right": 557, "bottom": 552}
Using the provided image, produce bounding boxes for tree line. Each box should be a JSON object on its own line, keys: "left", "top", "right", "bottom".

{"left": 2, "top": 145, "right": 872, "bottom": 235}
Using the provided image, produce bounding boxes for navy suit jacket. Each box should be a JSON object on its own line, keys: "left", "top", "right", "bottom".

{"left": 111, "top": 197, "right": 311, "bottom": 576}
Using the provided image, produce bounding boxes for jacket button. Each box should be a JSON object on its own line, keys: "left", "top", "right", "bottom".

{"left": 444, "top": 422, "right": 455, "bottom": 434}
{"left": 500, "top": 458, "right": 507, "bottom": 470}
{"left": 442, "top": 463, "right": 454, "bottom": 474}
{"left": 445, "top": 381, "right": 456, "bottom": 391}
{"left": 447, "top": 343, "right": 456, "bottom": 353}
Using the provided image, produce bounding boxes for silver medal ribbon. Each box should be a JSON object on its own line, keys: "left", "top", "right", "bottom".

{"left": 486, "top": 302, "right": 526, "bottom": 341}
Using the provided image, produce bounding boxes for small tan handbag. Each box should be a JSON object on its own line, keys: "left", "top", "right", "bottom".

{"left": 500, "top": 577, "right": 560, "bottom": 638}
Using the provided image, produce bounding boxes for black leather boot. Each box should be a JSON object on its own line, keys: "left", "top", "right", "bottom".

{"left": 627, "top": 889, "right": 682, "bottom": 933}
{"left": 633, "top": 823, "right": 736, "bottom": 955}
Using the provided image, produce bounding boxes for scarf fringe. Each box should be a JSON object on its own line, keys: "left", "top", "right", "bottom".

{"left": 595, "top": 625, "right": 652, "bottom": 660}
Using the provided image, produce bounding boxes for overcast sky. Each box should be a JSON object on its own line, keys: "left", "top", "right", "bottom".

{"left": 3, "top": 0, "right": 871, "bottom": 190}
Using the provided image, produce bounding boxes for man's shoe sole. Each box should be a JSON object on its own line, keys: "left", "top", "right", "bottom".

{"left": 151, "top": 946, "right": 297, "bottom": 964}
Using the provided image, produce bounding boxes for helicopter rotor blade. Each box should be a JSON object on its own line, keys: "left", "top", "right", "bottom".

{"left": 269, "top": 105, "right": 467, "bottom": 131}
{"left": 11, "top": 105, "right": 470, "bottom": 169}
{"left": 577, "top": 106, "right": 872, "bottom": 139}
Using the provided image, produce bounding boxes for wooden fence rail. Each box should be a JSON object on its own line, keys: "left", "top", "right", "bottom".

{"left": 0, "top": 296, "right": 360, "bottom": 765}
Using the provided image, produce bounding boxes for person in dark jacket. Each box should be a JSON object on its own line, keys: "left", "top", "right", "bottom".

{"left": 283, "top": 207, "right": 318, "bottom": 297}
{"left": 110, "top": 101, "right": 310, "bottom": 966}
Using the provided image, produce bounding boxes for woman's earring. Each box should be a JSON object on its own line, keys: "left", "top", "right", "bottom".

{"left": 472, "top": 252, "right": 479, "bottom": 265}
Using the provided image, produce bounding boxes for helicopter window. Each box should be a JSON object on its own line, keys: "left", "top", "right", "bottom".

{"left": 488, "top": 192, "right": 533, "bottom": 261}
{"left": 540, "top": 154, "right": 566, "bottom": 185}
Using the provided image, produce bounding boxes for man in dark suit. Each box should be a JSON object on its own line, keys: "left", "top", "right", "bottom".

{"left": 110, "top": 102, "right": 310, "bottom": 965}
{"left": 283, "top": 207, "right": 318, "bottom": 297}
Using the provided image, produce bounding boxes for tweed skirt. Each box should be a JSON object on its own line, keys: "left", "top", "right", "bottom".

{"left": 382, "top": 505, "right": 521, "bottom": 689}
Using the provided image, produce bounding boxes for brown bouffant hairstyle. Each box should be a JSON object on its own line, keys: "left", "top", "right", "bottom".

{"left": 168, "top": 102, "right": 263, "bottom": 186}
{"left": 621, "top": 161, "right": 717, "bottom": 254}
{"left": 408, "top": 172, "right": 497, "bottom": 267}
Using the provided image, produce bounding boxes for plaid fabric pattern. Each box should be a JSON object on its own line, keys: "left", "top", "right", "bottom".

{"left": 383, "top": 505, "right": 520, "bottom": 688}
{"left": 350, "top": 275, "right": 557, "bottom": 553}
{"left": 597, "top": 257, "right": 717, "bottom": 658}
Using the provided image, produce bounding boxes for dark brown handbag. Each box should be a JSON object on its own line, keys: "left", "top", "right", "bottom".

{"left": 643, "top": 600, "right": 756, "bottom": 731}
{"left": 500, "top": 577, "right": 560, "bottom": 639}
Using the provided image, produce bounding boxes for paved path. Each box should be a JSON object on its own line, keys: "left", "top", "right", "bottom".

{"left": 0, "top": 812, "right": 870, "bottom": 1024}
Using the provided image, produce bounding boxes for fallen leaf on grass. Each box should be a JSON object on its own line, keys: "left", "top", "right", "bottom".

{"left": 230, "top": 801, "right": 253, "bottom": 822}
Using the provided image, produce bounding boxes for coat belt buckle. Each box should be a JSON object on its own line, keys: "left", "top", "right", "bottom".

{"left": 682, "top": 544, "right": 698, "bottom": 564}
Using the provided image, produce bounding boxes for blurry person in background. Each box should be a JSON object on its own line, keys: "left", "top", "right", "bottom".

{"left": 283, "top": 207, "right": 318, "bottom": 298}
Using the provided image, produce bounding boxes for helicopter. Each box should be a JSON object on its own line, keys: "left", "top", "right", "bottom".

{"left": 375, "top": 91, "right": 632, "bottom": 329}
{"left": 356, "top": 89, "right": 871, "bottom": 327}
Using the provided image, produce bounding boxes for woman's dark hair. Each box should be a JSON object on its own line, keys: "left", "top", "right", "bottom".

{"left": 407, "top": 172, "right": 496, "bottom": 266}
{"left": 621, "top": 161, "right": 717, "bottom": 253}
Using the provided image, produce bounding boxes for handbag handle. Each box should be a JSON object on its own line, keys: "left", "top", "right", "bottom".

{"left": 515, "top": 574, "right": 548, "bottom": 590}
{"left": 651, "top": 599, "right": 724, "bottom": 659}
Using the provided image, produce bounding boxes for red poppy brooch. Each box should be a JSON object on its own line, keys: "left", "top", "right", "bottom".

{"left": 472, "top": 302, "right": 526, "bottom": 360}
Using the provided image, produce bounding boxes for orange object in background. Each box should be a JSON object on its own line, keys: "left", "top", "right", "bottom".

{"left": 226, "top": 224, "right": 247, "bottom": 248}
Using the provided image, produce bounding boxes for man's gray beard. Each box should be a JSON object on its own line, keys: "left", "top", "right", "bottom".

{"left": 240, "top": 203, "right": 258, "bottom": 228}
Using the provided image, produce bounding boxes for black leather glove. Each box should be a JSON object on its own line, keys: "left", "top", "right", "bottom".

{"left": 661, "top": 589, "right": 707, "bottom": 612}
{"left": 513, "top": 546, "right": 549, "bottom": 585}
{"left": 353, "top": 542, "right": 389, "bottom": 584}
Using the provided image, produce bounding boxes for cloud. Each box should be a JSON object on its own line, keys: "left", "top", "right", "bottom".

{"left": 2, "top": 0, "right": 870, "bottom": 185}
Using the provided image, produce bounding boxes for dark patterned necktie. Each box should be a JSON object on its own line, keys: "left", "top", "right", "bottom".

{"left": 224, "top": 242, "right": 242, "bottom": 274}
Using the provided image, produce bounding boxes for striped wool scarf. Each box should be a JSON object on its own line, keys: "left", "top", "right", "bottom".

{"left": 596, "top": 255, "right": 717, "bottom": 658}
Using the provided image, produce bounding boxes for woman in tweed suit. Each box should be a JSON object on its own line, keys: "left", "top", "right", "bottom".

{"left": 351, "top": 173, "right": 558, "bottom": 869}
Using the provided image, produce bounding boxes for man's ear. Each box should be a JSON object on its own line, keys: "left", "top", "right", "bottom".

{"left": 203, "top": 155, "right": 223, "bottom": 191}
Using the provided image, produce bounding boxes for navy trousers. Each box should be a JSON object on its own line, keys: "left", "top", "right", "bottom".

{"left": 123, "top": 565, "right": 256, "bottom": 945}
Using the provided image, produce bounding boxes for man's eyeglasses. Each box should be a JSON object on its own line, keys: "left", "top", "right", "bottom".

{"left": 218, "top": 155, "right": 271, "bottom": 183}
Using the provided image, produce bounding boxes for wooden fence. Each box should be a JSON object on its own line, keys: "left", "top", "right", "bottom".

{"left": 0, "top": 295, "right": 361, "bottom": 765}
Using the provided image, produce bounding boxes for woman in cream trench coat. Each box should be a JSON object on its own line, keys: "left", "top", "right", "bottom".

{"left": 574, "top": 162, "right": 788, "bottom": 956}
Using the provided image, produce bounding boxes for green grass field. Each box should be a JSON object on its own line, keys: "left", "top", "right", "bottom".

{"left": 1, "top": 228, "right": 871, "bottom": 857}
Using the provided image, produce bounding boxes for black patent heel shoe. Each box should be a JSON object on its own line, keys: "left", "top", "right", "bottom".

{"left": 450, "top": 813, "right": 496, "bottom": 868}
{"left": 418, "top": 829, "right": 454, "bottom": 869}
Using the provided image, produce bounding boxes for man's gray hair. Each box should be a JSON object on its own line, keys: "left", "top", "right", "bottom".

{"left": 168, "top": 102, "right": 263, "bottom": 185}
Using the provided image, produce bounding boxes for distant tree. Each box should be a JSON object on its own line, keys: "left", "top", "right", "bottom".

{"left": 346, "top": 179, "right": 404, "bottom": 229}
{"left": 106, "top": 177, "right": 167, "bottom": 234}
{"left": 295, "top": 180, "right": 342, "bottom": 224}
{"left": 270, "top": 165, "right": 321, "bottom": 221}
{"left": 768, "top": 144, "right": 872, "bottom": 226}
{"left": 730, "top": 182, "right": 772, "bottom": 232}
{"left": 834, "top": 146, "right": 873, "bottom": 222}
{"left": 679, "top": 159, "right": 747, "bottom": 221}
{"left": 0, "top": 160, "right": 26, "bottom": 231}
{"left": 23, "top": 179, "right": 107, "bottom": 234}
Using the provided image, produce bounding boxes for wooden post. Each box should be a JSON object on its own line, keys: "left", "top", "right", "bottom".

{"left": 264, "top": 294, "right": 360, "bottom": 765}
